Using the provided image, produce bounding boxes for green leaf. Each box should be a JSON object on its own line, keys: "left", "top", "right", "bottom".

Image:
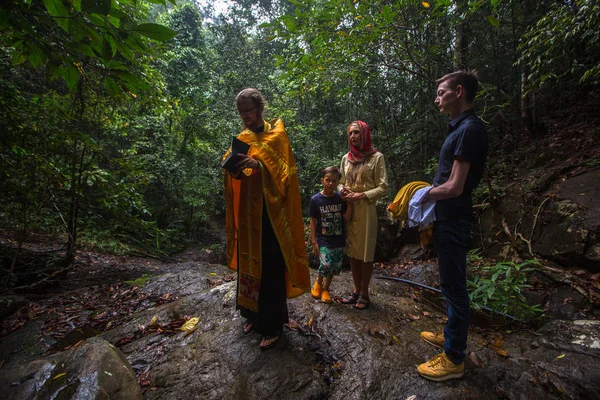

{"left": 115, "top": 39, "right": 134, "bottom": 61}
{"left": 28, "top": 44, "right": 47, "bottom": 68}
{"left": 487, "top": 15, "right": 500, "bottom": 27}
{"left": 109, "top": 15, "right": 120, "bottom": 28}
{"left": 43, "top": 0, "right": 70, "bottom": 32}
{"left": 382, "top": 5, "right": 392, "bottom": 22}
{"left": 81, "top": 0, "right": 112, "bottom": 15}
{"left": 61, "top": 62, "right": 80, "bottom": 90}
{"left": 103, "top": 76, "right": 122, "bottom": 98}
{"left": 118, "top": 71, "right": 148, "bottom": 90}
{"left": 66, "top": 42, "right": 97, "bottom": 58}
{"left": 12, "top": 51, "right": 27, "bottom": 66}
{"left": 144, "top": 0, "right": 167, "bottom": 5}
{"left": 131, "top": 23, "right": 177, "bottom": 42}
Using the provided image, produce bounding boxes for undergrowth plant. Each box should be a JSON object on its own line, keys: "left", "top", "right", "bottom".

{"left": 468, "top": 257, "right": 544, "bottom": 324}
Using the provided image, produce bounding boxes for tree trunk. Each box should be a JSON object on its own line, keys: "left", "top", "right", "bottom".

{"left": 453, "top": 0, "right": 468, "bottom": 70}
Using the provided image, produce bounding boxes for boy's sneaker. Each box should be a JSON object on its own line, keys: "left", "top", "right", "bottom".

{"left": 420, "top": 331, "right": 445, "bottom": 350}
{"left": 311, "top": 281, "right": 322, "bottom": 299}
{"left": 417, "top": 353, "right": 464, "bottom": 382}
{"left": 321, "top": 290, "right": 332, "bottom": 304}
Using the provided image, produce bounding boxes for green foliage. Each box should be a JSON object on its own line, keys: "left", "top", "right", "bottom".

{"left": 468, "top": 258, "right": 544, "bottom": 323}
{"left": 1, "top": 0, "right": 176, "bottom": 94}
{"left": 518, "top": 0, "right": 600, "bottom": 90}
{"left": 2, "top": 0, "right": 597, "bottom": 267}
{"left": 126, "top": 273, "right": 153, "bottom": 287}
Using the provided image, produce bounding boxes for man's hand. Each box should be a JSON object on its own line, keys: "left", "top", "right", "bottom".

{"left": 234, "top": 154, "right": 259, "bottom": 171}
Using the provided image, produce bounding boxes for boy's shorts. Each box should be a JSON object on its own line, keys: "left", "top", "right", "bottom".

{"left": 318, "top": 246, "right": 344, "bottom": 277}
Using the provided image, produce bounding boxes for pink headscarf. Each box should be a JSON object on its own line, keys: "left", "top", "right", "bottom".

{"left": 347, "top": 120, "right": 377, "bottom": 164}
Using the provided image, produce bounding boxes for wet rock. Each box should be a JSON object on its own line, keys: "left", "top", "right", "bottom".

{"left": 2, "top": 258, "right": 599, "bottom": 400}
{"left": 545, "top": 285, "right": 588, "bottom": 320}
{"left": 0, "top": 337, "right": 141, "bottom": 400}
{"left": 0, "top": 321, "right": 55, "bottom": 369}
{"left": 0, "top": 295, "right": 28, "bottom": 319}
{"left": 477, "top": 169, "right": 600, "bottom": 273}
{"left": 106, "top": 266, "right": 600, "bottom": 399}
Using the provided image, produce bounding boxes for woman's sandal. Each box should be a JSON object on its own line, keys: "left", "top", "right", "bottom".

{"left": 354, "top": 295, "right": 370, "bottom": 310}
{"left": 341, "top": 292, "right": 360, "bottom": 305}
{"left": 260, "top": 334, "right": 280, "bottom": 350}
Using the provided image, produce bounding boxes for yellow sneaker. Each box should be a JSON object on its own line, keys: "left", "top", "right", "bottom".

{"left": 311, "top": 281, "right": 322, "bottom": 299}
{"left": 420, "top": 331, "right": 445, "bottom": 350}
{"left": 321, "top": 290, "right": 332, "bottom": 304}
{"left": 417, "top": 353, "right": 464, "bottom": 382}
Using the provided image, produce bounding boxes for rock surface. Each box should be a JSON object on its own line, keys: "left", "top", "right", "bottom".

{"left": 1, "top": 258, "right": 599, "bottom": 400}
{"left": 0, "top": 337, "right": 141, "bottom": 400}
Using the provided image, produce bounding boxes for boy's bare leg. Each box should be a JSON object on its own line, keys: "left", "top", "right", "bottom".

{"left": 323, "top": 275, "right": 333, "bottom": 291}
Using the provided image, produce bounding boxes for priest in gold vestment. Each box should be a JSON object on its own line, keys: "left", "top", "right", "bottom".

{"left": 223, "top": 88, "right": 310, "bottom": 350}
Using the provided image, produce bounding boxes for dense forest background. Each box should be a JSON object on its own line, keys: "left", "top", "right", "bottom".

{"left": 1, "top": 0, "right": 599, "bottom": 273}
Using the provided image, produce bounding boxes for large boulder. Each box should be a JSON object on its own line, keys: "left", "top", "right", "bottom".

{"left": 478, "top": 168, "right": 600, "bottom": 272}
{"left": 0, "top": 337, "right": 141, "bottom": 400}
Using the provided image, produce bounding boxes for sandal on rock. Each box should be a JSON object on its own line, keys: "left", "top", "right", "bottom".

{"left": 242, "top": 321, "right": 254, "bottom": 334}
{"left": 260, "top": 334, "right": 280, "bottom": 350}
{"left": 354, "top": 296, "right": 370, "bottom": 310}
{"left": 341, "top": 292, "right": 360, "bottom": 305}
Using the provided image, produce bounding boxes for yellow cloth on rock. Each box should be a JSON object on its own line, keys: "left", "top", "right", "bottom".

{"left": 387, "top": 181, "right": 433, "bottom": 247}
{"left": 224, "top": 119, "right": 310, "bottom": 312}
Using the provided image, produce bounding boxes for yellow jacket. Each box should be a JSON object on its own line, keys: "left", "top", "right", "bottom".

{"left": 388, "top": 181, "right": 433, "bottom": 246}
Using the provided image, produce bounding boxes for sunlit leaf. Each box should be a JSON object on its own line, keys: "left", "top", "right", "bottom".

{"left": 180, "top": 317, "right": 199, "bottom": 331}
{"left": 422, "top": 2, "right": 430, "bottom": 8}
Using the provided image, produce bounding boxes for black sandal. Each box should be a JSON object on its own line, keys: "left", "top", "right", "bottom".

{"left": 341, "top": 292, "right": 360, "bottom": 305}
{"left": 354, "top": 295, "right": 370, "bottom": 310}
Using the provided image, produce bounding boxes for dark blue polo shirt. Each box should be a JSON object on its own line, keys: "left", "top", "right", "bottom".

{"left": 434, "top": 109, "right": 488, "bottom": 221}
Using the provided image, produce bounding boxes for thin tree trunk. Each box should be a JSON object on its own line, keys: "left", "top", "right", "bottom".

{"left": 453, "top": 0, "right": 468, "bottom": 70}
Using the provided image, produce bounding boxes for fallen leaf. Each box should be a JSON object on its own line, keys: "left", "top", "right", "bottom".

{"left": 180, "top": 317, "right": 200, "bottom": 332}
{"left": 495, "top": 348, "right": 509, "bottom": 357}
{"left": 557, "top": 353, "right": 565, "bottom": 359}
{"left": 406, "top": 396, "right": 417, "bottom": 400}
{"left": 53, "top": 372, "right": 66, "bottom": 380}
{"left": 149, "top": 315, "right": 158, "bottom": 326}
{"left": 493, "top": 337, "right": 504, "bottom": 348}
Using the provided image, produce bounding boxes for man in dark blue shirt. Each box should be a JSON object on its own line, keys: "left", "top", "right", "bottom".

{"left": 417, "top": 70, "right": 489, "bottom": 381}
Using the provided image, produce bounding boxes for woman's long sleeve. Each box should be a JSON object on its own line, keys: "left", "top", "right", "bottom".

{"left": 363, "top": 153, "right": 388, "bottom": 202}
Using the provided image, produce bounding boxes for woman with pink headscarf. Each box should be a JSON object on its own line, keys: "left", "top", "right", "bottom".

{"left": 339, "top": 120, "right": 388, "bottom": 309}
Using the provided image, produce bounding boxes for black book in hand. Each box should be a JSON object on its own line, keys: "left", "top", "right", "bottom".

{"left": 221, "top": 136, "right": 250, "bottom": 173}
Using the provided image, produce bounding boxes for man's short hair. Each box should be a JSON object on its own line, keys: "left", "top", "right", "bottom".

{"left": 236, "top": 88, "right": 265, "bottom": 108}
{"left": 436, "top": 70, "right": 479, "bottom": 103}
{"left": 320, "top": 166, "right": 342, "bottom": 180}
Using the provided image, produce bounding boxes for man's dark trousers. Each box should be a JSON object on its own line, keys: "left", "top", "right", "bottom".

{"left": 434, "top": 219, "right": 471, "bottom": 364}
